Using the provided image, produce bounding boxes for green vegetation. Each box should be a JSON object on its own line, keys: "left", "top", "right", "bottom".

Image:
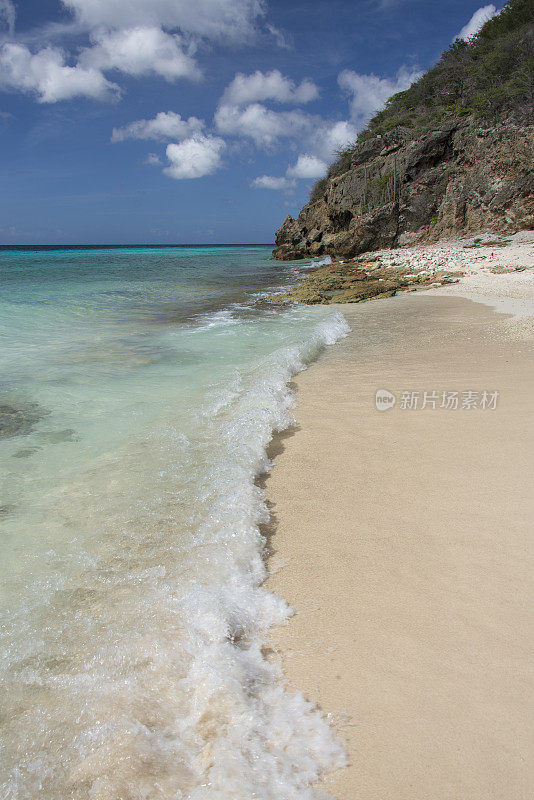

{"left": 369, "top": 172, "right": 393, "bottom": 191}
{"left": 310, "top": 176, "right": 328, "bottom": 202}
{"left": 310, "top": 0, "right": 533, "bottom": 200}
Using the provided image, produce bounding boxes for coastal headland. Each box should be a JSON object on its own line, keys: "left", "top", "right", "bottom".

{"left": 272, "top": 3, "right": 533, "bottom": 266}
{"left": 264, "top": 234, "right": 534, "bottom": 799}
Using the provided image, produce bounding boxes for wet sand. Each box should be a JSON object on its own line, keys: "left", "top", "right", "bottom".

{"left": 265, "top": 294, "right": 534, "bottom": 800}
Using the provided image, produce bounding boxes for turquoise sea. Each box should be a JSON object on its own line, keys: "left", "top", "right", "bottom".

{"left": 0, "top": 246, "right": 347, "bottom": 800}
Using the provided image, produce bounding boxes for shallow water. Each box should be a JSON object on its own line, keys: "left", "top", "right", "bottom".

{"left": 0, "top": 246, "right": 347, "bottom": 799}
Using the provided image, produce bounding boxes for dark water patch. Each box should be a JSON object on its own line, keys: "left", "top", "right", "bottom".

{"left": 0, "top": 402, "right": 49, "bottom": 439}
{"left": 129, "top": 294, "right": 247, "bottom": 326}
{"left": 38, "top": 429, "right": 79, "bottom": 444}
{"left": 119, "top": 268, "right": 292, "bottom": 327}
{"left": 12, "top": 447, "right": 42, "bottom": 458}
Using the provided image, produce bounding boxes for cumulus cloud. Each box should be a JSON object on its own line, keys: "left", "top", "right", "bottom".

{"left": 0, "top": 0, "right": 15, "bottom": 35}
{"left": 215, "top": 104, "right": 356, "bottom": 159}
{"left": 61, "top": 0, "right": 266, "bottom": 45}
{"left": 455, "top": 4, "right": 497, "bottom": 41}
{"left": 286, "top": 154, "right": 327, "bottom": 179}
{"left": 81, "top": 27, "right": 201, "bottom": 82}
{"left": 0, "top": 42, "right": 120, "bottom": 102}
{"left": 0, "top": 0, "right": 271, "bottom": 103}
{"left": 215, "top": 102, "right": 313, "bottom": 149}
{"left": 221, "top": 69, "right": 318, "bottom": 107}
{"left": 111, "top": 111, "right": 204, "bottom": 142}
{"left": 251, "top": 175, "right": 297, "bottom": 193}
{"left": 309, "top": 119, "right": 358, "bottom": 161}
{"left": 248, "top": 119, "right": 358, "bottom": 194}
{"left": 216, "top": 66, "right": 390, "bottom": 165}
{"left": 117, "top": 90, "right": 352, "bottom": 186}
{"left": 216, "top": 70, "right": 359, "bottom": 192}
{"left": 338, "top": 65, "right": 422, "bottom": 128}
{"left": 112, "top": 111, "right": 224, "bottom": 181}
{"left": 164, "top": 135, "right": 225, "bottom": 179}
{"left": 215, "top": 69, "right": 328, "bottom": 154}
{"left": 0, "top": 24, "right": 202, "bottom": 103}
{"left": 252, "top": 152, "right": 328, "bottom": 195}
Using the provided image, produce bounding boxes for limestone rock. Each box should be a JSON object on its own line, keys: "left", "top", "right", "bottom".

{"left": 273, "top": 123, "right": 534, "bottom": 260}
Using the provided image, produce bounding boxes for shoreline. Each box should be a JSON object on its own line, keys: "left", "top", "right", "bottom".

{"left": 264, "top": 282, "right": 534, "bottom": 798}
{"left": 270, "top": 230, "right": 534, "bottom": 311}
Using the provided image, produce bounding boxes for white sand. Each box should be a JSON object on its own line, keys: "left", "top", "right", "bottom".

{"left": 375, "top": 229, "right": 534, "bottom": 318}
{"left": 264, "top": 256, "right": 534, "bottom": 800}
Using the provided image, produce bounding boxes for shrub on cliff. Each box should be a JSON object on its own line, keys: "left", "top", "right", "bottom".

{"left": 310, "top": 0, "right": 533, "bottom": 199}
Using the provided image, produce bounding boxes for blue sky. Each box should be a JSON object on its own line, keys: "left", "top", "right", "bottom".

{"left": 0, "top": 0, "right": 499, "bottom": 244}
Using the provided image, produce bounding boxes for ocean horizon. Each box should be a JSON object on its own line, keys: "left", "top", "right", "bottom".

{"left": 0, "top": 243, "right": 274, "bottom": 252}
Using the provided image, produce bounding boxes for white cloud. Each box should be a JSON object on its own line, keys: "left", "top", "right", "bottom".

{"left": 61, "top": 0, "right": 266, "bottom": 44}
{"left": 338, "top": 65, "right": 422, "bottom": 128}
{"left": 286, "top": 154, "right": 327, "bottom": 179}
{"left": 217, "top": 65, "right": 403, "bottom": 162}
{"left": 252, "top": 153, "right": 327, "bottom": 195}
{"left": 111, "top": 111, "right": 204, "bottom": 142}
{"left": 164, "top": 135, "right": 225, "bottom": 179}
{"left": 0, "top": 0, "right": 270, "bottom": 104}
{"left": 0, "top": 0, "right": 15, "bottom": 35}
{"left": 266, "top": 24, "right": 292, "bottom": 50}
{"left": 241, "top": 62, "right": 426, "bottom": 195}
{"left": 248, "top": 120, "right": 359, "bottom": 194}
{"left": 251, "top": 175, "right": 297, "bottom": 193}
{"left": 309, "top": 119, "right": 358, "bottom": 161}
{"left": 144, "top": 152, "right": 162, "bottom": 165}
{"left": 215, "top": 72, "right": 359, "bottom": 188}
{"left": 215, "top": 69, "right": 319, "bottom": 149}
{"left": 0, "top": 42, "right": 120, "bottom": 102}
{"left": 455, "top": 4, "right": 497, "bottom": 41}
{"left": 215, "top": 102, "right": 313, "bottom": 149}
{"left": 221, "top": 69, "right": 318, "bottom": 107}
{"left": 81, "top": 27, "right": 201, "bottom": 82}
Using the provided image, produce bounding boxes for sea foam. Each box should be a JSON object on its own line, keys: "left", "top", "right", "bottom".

{"left": 0, "top": 246, "right": 349, "bottom": 800}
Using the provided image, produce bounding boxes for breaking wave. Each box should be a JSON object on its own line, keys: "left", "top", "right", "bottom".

{"left": 0, "top": 291, "right": 349, "bottom": 800}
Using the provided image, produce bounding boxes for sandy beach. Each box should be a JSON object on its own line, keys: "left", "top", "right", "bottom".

{"left": 264, "top": 245, "right": 534, "bottom": 799}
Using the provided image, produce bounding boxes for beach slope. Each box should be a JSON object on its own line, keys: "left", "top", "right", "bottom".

{"left": 265, "top": 292, "right": 534, "bottom": 800}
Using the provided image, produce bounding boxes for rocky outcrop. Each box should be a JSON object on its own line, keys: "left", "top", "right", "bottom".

{"left": 273, "top": 123, "right": 534, "bottom": 260}
{"left": 267, "top": 258, "right": 461, "bottom": 305}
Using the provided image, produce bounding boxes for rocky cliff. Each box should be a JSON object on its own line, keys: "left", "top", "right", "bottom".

{"left": 273, "top": 0, "right": 534, "bottom": 260}
{"left": 273, "top": 122, "right": 534, "bottom": 259}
